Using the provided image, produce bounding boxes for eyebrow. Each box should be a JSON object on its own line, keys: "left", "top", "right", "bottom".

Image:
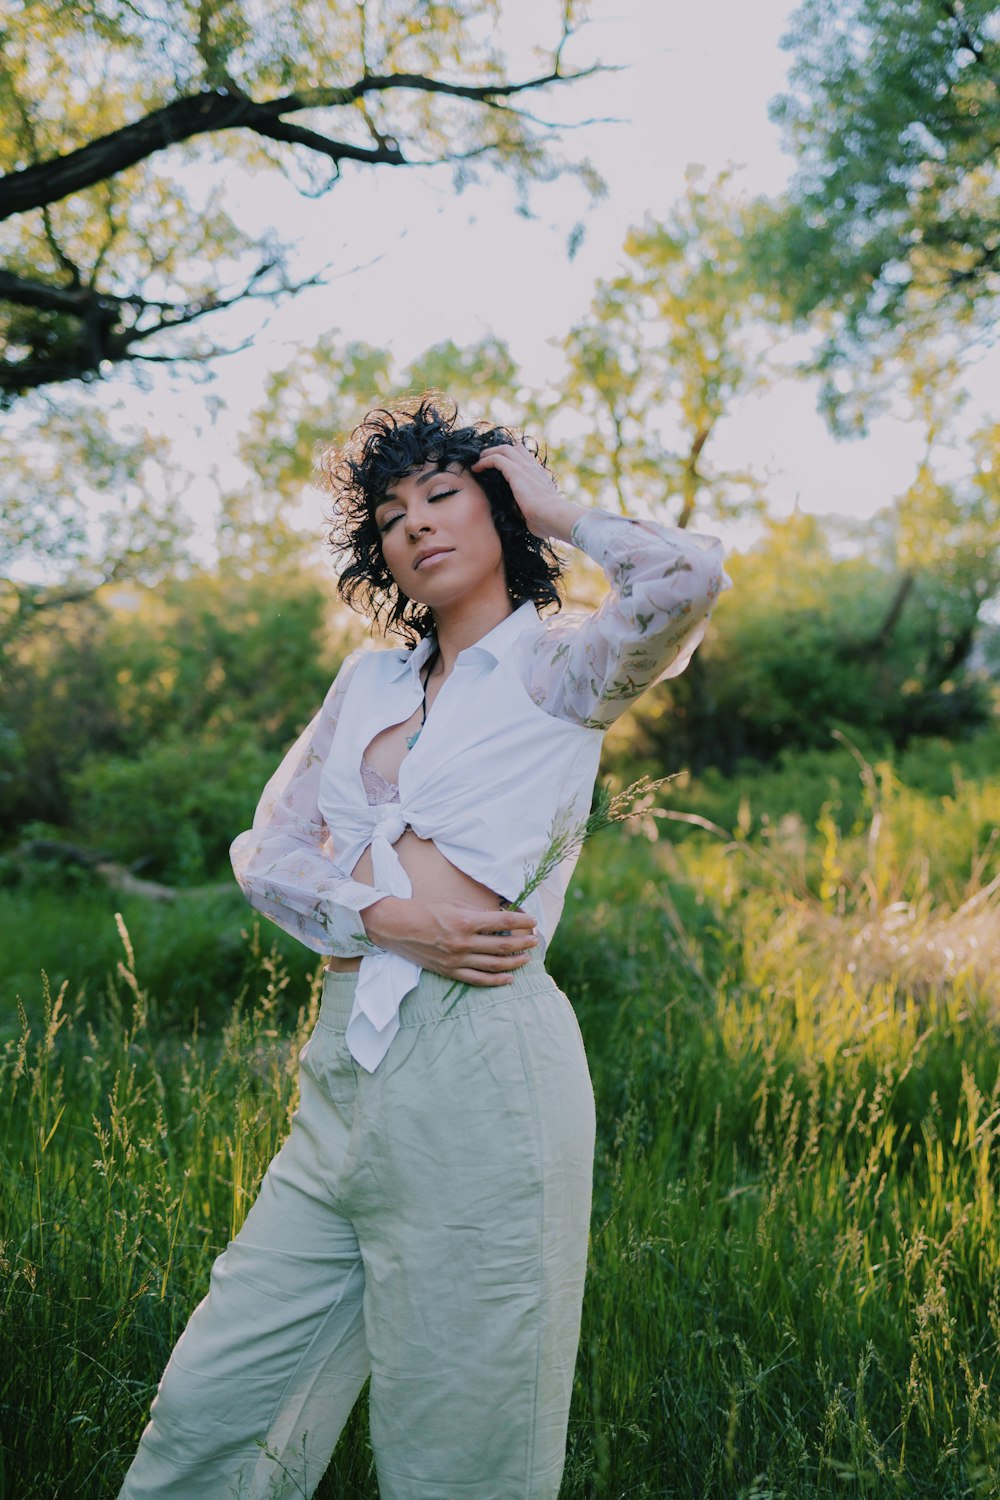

{"left": 378, "top": 466, "right": 451, "bottom": 509}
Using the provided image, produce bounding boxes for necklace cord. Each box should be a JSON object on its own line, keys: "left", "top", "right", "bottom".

{"left": 405, "top": 642, "right": 440, "bottom": 751}
{"left": 418, "top": 642, "right": 440, "bottom": 729}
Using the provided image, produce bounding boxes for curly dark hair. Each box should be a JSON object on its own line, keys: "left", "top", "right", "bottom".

{"left": 316, "top": 394, "right": 564, "bottom": 643}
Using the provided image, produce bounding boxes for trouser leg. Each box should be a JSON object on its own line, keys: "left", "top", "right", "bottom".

{"left": 117, "top": 1050, "right": 371, "bottom": 1500}
{"left": 346, "top": 969, "right": 596, "bottom": 1500}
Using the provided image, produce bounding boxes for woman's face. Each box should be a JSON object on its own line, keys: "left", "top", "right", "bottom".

{"left": 373, "top": 461, "right": 507, "bottom": 611}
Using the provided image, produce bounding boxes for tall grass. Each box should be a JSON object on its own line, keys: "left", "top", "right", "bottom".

{"left": 0, "top": 881, "right": 309, "bottom": 1040}
{"left": 2, "top": 756, "right": 999, "bottom": 1497}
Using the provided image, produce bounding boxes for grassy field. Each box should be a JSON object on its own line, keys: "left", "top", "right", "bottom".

{"left": 2, "top": 751, "right": 999, "bottom": 1498}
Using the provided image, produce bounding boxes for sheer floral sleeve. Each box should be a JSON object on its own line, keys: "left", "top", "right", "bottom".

{"left": 230, "top": 650, "right": 388, "bottom": 956}
{"left": 526, "top": 508, "right": 731, "bottom": 728}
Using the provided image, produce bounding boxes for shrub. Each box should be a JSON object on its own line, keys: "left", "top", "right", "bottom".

{"left": 69, "top": 732, "right": 274, "bottom": 884}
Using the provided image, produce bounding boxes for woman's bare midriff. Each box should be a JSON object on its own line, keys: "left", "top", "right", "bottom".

{"left": 324, "top": 828, "right": 505, "bottom": 972}
{"left": 325, "top": 703, "right": 505, "bottom": 971}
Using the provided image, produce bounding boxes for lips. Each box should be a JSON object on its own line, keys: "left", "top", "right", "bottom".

{"left": 413, "top": 547, "right": 454, "bottom": 570}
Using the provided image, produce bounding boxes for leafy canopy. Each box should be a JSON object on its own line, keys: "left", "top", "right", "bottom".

{"left": 758, "top": 0, "right": 1000, "bottom": 379}
{"left": 558, "top": 170, "right": 780, "bottom": 526}
{"left": 0, "top": 0, "right": 597, "bottom": 399}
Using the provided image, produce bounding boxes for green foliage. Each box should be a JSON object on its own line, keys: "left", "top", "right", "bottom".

{"left": 1, "top": 564, "right": 352, "bottom": 841}
{"left": 69, "top": 731, "right": 272, "bottom": 884}
{"left": 88, "top": 568, "right": 346, "bottom": 756}
{"left": 403, "top": 335, "right": 522, "bottom": 412}
{"left": 221, "top": 334, "right": 395, "bottom": 575}
{"left": 0, "top": 401, "right": 193, "bottom": 647}
{"left": 555, "top": 169, "right": 778, "bottom": 526}
{"left": 4, "top": 497, "right": 995, "bottom": 859}
{"left": 887, "top": 417, "right": 1000, "bottom": 673}
{"left": 0, "top": 887, "right": 265, "bottom": 1036}
{"left": 652, "top": 726, "right": 1000, "bottom": 878}
{"left": 0, "top": 0, "right": 595, "bottom": 397}
{"left": 620, "top": 511, "right": 995, "bottom": 773}
{"left": 554, "top": 787, "right": 1000, "bottom": 1496}
{"left": 3, "top": 764, "right": 1000, "bottom": 1496}
{"left": 755, "top": 0, "right": 1000, "bottom": 386}
{"left": 0, "top": 936, "right": 326, "bottom": 1495}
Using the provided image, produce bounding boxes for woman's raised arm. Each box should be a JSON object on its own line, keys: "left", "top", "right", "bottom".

{"left": 536, "top": 507, "right": 731, "bottom": 729}
{"left": 531, "top": 507, "right": 731, "bottom": 728}
{"left": 472, "top": 441, "right": 731, "bottom": 729}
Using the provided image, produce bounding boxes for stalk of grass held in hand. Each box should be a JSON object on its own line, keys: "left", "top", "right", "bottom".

{"left": 441, "top": 774, "right": 674, "bottom": 1014}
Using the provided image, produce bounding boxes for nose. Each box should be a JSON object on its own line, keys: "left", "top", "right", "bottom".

{"left": 405, "top": 507, "right": 433, "bottom": 541}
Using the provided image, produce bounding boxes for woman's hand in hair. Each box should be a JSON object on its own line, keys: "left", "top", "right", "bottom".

{"left": 472, "top": 444, "right": 584, "bottom": 543}
{"left": 361, "top": 896, "right": 538, "bottom": 986}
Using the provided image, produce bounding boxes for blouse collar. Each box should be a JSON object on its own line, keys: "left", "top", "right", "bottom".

{"left": 390, "top": 600, "right": 540, "bottom": 684}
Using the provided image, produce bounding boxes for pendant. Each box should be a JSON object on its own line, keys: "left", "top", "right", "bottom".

{"left": 405, "top": 727, "right": 421, "bottom": 750}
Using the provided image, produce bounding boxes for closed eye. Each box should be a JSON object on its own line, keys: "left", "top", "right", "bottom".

{"left": 378, "top": 489, "right": 457, "bottom": 533}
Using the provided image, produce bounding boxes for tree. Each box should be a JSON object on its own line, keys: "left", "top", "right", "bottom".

{"left": 0, "top": 561, "right": 352, "bottom": 853}
{"left": 214, "top": 329, "right": 525, "bottom": 576}
{"left": 0, "top": 0, "right": 598, "bottom": 402}
{"left": 403, "top": 335, "right": 522, "bottom": 413}
{"left": 757, "top": 0, "right": 1000, "bottom": 389}
{"left": 217, "top": 194, "right": 786, "bottom": 630}
{"left": 0, "top": 399, "right": 191, "bottom": 644}
{"left": 866, "top": 417, "right": 1000, "bottom": 708}
{"left": 218, "top": 333, "right": 393, "bottom": 575}
{"left": 556, "top": 170, "right": 779, "bottom": 527}
{"left": 621, "top": 502, "right": 996, "bottom": 779}
{"left": 735, "top": 1, "right": 1000, "bottom": 707}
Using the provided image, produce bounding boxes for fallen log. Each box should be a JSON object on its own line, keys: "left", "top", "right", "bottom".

{"left": 8, "top": 840, "right": 230, "bottom": 901}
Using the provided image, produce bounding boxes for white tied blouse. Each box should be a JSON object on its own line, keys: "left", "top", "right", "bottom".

{"left": 230, "top": 508, "right": 731, "bottom": 1072}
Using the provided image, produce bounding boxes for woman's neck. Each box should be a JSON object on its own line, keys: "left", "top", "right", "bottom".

{"left": 430, "top": 591, "right": 515, "bottom": 676}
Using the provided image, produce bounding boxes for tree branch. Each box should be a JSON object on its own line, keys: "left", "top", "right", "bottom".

{"left": 945, "top": 238, "right": 1000, "bottom": 286}
{"left": 0, "top": 261, "right": 318, "bottom": 397}
{"left": 248, "top": 116, "right": 406, "bottom": 166}
{"left": 872, "top": 571, "right": 916, "bottom": 652}
{"left": 0, "top": 270, "right": 108, "bottom": 315}
{"left": 940, "top": 0, "right": 985, "bottom": 62}
{"left": 0, "top": 66, "right": 597, "bottom": 221}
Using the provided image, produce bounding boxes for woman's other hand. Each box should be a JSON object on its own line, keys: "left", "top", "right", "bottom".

{"left": 361, "top": 896, "right": 538, "bottom": 986}
{"left": 472, "top": 444, "right": 583, "bottom": 543}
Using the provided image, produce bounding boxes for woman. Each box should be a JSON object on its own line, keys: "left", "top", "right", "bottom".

{"left": 118, "top": 397, "right": 729, "bottom": 1499}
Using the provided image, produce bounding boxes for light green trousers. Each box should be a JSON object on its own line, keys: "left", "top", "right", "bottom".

{"left": 118, "top": 960, "right": 596, "bottom": 1499}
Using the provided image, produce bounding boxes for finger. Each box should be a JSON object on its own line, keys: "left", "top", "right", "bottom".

{"left": 449, "top": 899, "right": 534, "bottom": 921}
{"left": 471, "top": 446, "right": 520, "bottom": 470}
{"left": 461, "top": 949, "right": 535, "bottom": 974}
{"left": 499, "top": 903, "right": 536, "bottom": 923}
{"left": 458, "top": 933, "right": 538, "bottom": 956}
{"left": 464, "top": 909, "right": 536, "bottom": 934}
{"left": 454, "top": 970, "right": 514, "bottom": 988}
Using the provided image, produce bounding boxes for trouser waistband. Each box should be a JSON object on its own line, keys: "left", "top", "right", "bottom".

{"left": 317, "top": 958, "right": 552, "bottom": 1032}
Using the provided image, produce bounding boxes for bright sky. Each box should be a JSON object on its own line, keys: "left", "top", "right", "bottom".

{"left": 47, "top": 0, "right": 1000, "bottom": 559}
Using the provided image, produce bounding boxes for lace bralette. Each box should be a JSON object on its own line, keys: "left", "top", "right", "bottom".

{"left": 360, "top": 758, "right": 401, "bottom": 806}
